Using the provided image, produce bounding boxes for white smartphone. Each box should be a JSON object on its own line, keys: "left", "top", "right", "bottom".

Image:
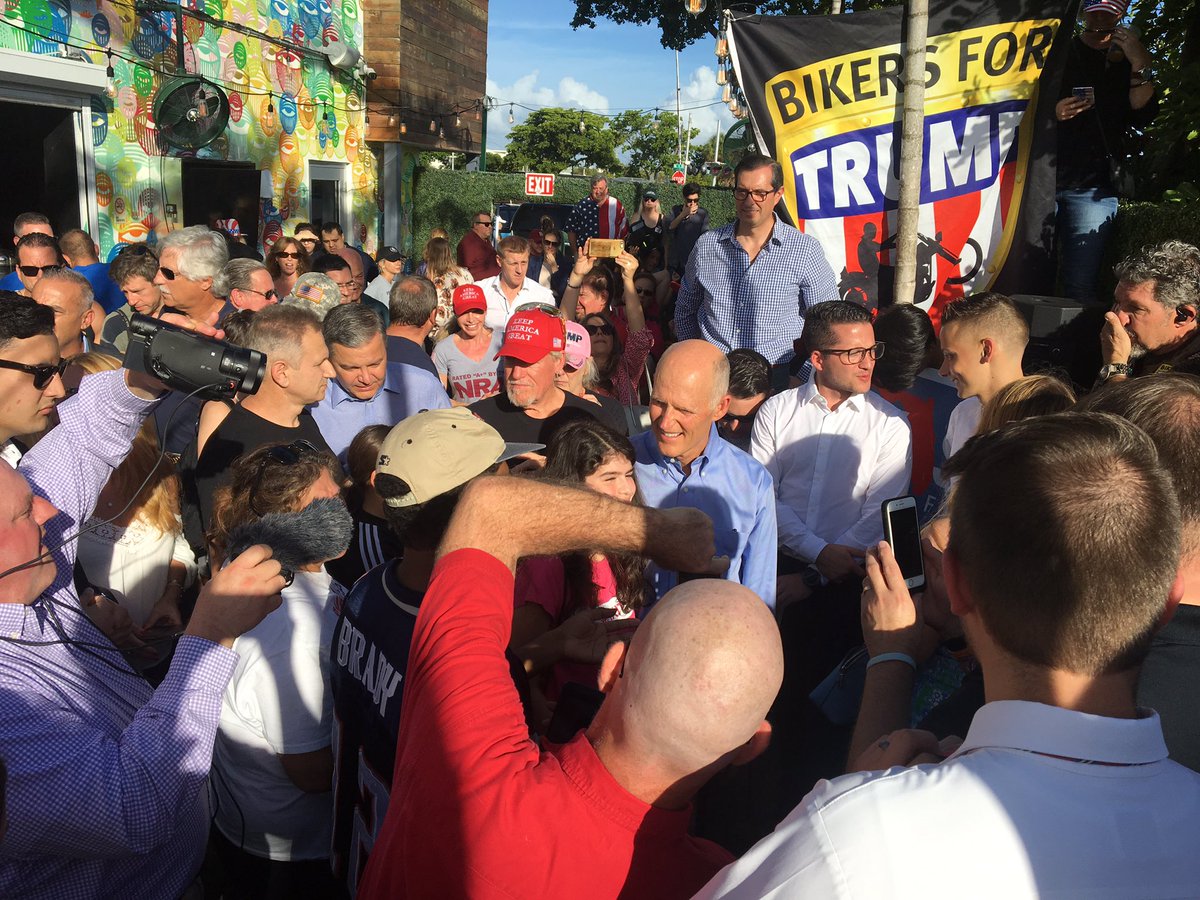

{"left": 881, "top": 496, "right": 926, "bottom": 590}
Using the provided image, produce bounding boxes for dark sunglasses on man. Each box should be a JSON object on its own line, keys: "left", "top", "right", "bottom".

{"left": 18, "top": 264, "right": 62, "bottom": 278}
{"left": 0, "top": 357, "right": 69, "bottom": 390}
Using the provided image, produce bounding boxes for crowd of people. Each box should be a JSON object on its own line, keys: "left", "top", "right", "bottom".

{"left": 1, "top": 129, "right": 1200, "bottom": 899}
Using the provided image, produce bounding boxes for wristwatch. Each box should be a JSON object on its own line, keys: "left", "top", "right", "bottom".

{"left": 1133, "top": 65, "right": 1156, "bottom": 84}
{"left": 1099, "top": 362, "right": 1134, "bottom": 380}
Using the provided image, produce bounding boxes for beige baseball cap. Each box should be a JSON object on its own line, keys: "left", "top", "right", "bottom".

{"left": 377, "top": 408, "right": 543, "bottom": 508}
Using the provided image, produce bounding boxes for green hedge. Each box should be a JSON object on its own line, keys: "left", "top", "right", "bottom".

{"left": 1101, "top": 201, "right": 1200, "bottom": 294}
{"left": 411, "top": 169, "right": 737, "bottom": 254}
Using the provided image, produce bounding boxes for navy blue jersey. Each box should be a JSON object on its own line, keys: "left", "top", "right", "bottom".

{"left": 329, "top": 561, "right": 422, "bottom": 897}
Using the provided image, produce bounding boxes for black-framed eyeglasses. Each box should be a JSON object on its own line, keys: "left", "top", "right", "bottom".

{"left": 733, "top": 187, "right": 778, "bottom": 203}
{"left": 0, "top": 357, "right": 69, "bottom": 390}
{"left": 585, "top": 323, "right": 614, "bottom": 337}
{"left": 158, "top": 266, "right": 179, "bottom": 281}
{"left": 18, "top": 264, "right": 62, "bottom": 277}
{"left": 819, "top": 342, "right": 885, "bottom": 365}
{"left": 248, "top": 440, "right": 321, "bottom": 516}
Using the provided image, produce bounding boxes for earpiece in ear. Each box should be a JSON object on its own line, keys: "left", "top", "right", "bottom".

{"left": 1175, "top": 308, "right": 1195, "bottom": 325}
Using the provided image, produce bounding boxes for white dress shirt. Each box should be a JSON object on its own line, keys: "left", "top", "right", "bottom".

{"left": 751, "top": 381, "right": 912, "bottom": 562}
{"left": 695, "top": 701, "right": 1200, "bottom": 899}
{"left": 475, "top": 275, "right": 556, "bottom": 332}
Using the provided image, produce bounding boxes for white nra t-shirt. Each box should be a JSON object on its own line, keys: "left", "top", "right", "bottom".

{"left": 213, "top": 569, "right": 341, "bottom": 861}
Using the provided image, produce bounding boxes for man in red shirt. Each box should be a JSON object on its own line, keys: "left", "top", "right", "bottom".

{"left": 456, "top": 210, "right": 501, "bottom": 280}
{"left": 359, "top": 474, "right": 783, "bottom": 899}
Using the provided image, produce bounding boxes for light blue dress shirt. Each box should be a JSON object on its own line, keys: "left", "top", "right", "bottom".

{"left": 633, "top": 424, "right": 777, "bottom": 610}
{"left": 674, "top": 215, "right": 838, "bottom": 366}
{"left": 311, "top": 363, "right": 450, "bottom": 463}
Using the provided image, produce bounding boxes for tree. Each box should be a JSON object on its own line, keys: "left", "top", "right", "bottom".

{"left": 569, "top": 0, "right": 899, "bottom": 51}
{"left": 611, "top": 110, "right": 697, "bottom": 179}
{"left": 504, "top": 108, "right": 621, "bottom": 174}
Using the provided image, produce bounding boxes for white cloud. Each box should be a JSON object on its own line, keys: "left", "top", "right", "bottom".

{"left": 485, "top": 65, "right": 736, "bottom": 163}
{"left": 485, "top": 72, "right": 611, "bottom": 151}
{"left": 659, "top": 65, "right": 736, "bottom": 152}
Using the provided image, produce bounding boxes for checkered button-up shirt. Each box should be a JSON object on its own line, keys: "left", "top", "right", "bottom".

{"left": 675, "top": 217, "right": 838, "bottom": 365}
{"left": 0, "top": 371, "right": 238, "bottom": 899}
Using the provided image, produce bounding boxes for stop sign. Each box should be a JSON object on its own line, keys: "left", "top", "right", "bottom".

{"left": 671, "top": 169, "right": 686, "bottom": 186}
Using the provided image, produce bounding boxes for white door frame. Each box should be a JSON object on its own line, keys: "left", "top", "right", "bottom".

{"left": 307, "top": 160, "right": 352, "bottom": 239}
{"left": 0, "top": 49, "right": 107, "bottom": 238}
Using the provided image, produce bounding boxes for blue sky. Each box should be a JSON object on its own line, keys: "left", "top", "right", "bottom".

{"left": 485, "top": 0, "right": 734, "bottom": 153}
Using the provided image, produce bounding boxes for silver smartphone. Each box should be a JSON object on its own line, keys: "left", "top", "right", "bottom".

{"left": 881, "top": 496, "right": 926, "bottom": 590}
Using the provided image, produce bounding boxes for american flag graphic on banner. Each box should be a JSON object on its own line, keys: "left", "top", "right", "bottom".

{"left": 729, "top": 0, "right": 1072, "bottom": 328}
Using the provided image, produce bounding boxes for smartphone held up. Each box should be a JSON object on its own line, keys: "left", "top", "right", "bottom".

{"left": 881, "top": 497, "right": 925, "bottom": 591}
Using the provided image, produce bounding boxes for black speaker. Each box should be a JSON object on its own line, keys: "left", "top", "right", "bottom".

{"left": 1011, "top": 294, "right": 1102, "bottom": 391}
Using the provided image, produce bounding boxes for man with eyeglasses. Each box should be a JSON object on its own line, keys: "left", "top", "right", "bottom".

{"left": 457, "top": 211, "right": 501, "bottom": 281}
{"left": 676, "top": 155, "right": 838, "bottom": 391}
{"left": 751, "top": 300, "right": 911, "bottom": 598}
{"left": 668, "top": 183, "right": 709, "bottom": 278}
{"left": 0, "top": 296, "right": 67, "bottom": 465}
{"left": 225, "top": 258, "right": 279, "bottom": 312}
{"left": 13, "top": 232, "right": 63, "bottom": 298}
{"left": 312, "top": 254, "right": 358, "bottom": 305}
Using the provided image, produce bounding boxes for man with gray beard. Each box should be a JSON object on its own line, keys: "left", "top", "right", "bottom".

{"left": 470, "top": 307, "right": 625, "bottom": 445}
{"left": 1098, "top": 240, "right": 1200, "bottom": 384}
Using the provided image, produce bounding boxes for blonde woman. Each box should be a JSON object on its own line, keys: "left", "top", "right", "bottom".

{"left": 73, "top": 353, "right": 196, "bottom": 632}
{"left": 422, "top": 236, "right": 473, "bottom": 335}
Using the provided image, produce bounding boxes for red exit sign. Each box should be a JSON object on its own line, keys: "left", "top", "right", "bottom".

{"left": 525, "top": 173, "right": 555, "bottom": 196}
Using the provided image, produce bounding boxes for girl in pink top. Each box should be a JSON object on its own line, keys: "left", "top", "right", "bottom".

{"left": 511, "top": 420, "right": 647, "bottom": 722}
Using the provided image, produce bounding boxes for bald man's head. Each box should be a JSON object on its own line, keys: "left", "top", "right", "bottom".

{"left": 593, "top": 579, "right": 782, "bottom": 776}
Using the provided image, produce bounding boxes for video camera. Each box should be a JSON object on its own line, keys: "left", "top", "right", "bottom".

{"left": 122, "top": 314, "right": 265, "bottom": 400}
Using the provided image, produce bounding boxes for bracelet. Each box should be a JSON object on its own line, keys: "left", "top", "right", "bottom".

{"left": 866, "top": 652, "right": 917, "bottom": 671}
{"left": 567, "top": 280, "right": 582, "bottom": 289}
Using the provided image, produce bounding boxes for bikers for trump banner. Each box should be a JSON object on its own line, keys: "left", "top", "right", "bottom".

{"left": 728, "top": 0, "right": 1075, "bottom": 324}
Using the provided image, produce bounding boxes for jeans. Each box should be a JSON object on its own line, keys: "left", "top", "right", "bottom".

{"left": 1056, "top": 187, "right": 1119, "bottom": 305}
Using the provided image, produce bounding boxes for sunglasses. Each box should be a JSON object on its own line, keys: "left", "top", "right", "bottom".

{"left": 634, "top": 287, "right": 655, "bottom": 297}
{"left": 297, "top": 237, "right": 319, "bottom": 244}
{"left": 585, "top": 323, "right": 615, "bottom": 337}
{"left": 18, "top": 264, "right": 62, "bottom": 277}
{"left": 117, "top": 243, "right": 155, "bottom": 257}
{"left": 544, "top": 239, "right": 561, "bottom": 247}
{"left": 0, "top": 357, "right": 69, "bottom": 390}
{"left": 275, "top": 251, "right": 301, "bottom": 259}
{"left": 684, "top": 197, "right": 700, "bottom": 204}
{"left": 515, "top": 301, "right": 563, "bottom": 318}
{"left": 158, "top": 266, "right": 179, "bottom": 281}
{"left": 248, "top": 440, "right": 322, "bottom": 517}
{"left": 243, "top": 287, "right": 278, "bottom": 301}
{"left": 475, "top": 220, "right": 493, "bottom": 227}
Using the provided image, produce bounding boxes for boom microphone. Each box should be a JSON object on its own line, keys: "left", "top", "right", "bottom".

{"left": 226, "top": 497, "right": 353, "bottom": 582}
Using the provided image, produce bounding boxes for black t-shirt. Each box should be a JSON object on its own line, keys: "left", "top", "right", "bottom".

{"left": 628, "top": 219, "right": 666, "bottom": 269}
{"left": 471, "top": 389, "right": 625, "bottom": 445}
{"left": 1137, "top": 603, "right": 1200, "bottom": 773}
{"left": 1132, "top": 327, "right": 1200, "bottom": 377}
{"left": 189, "top": 404, "right": 334, "bottom": 542}
{"left": 1056, "top": 36, "right": 1158, "bottom": 191}
{"left": 330, "top": 561, "right": 422, "bottom": 897}
{"left": 325, "top": 504, "right": 403, "bottom": 593}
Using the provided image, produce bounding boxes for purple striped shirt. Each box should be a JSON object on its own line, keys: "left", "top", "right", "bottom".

{"left": 0, "top": 371, "right": 239, "bottom": 898}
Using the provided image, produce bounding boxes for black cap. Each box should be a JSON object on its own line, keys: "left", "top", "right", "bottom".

{"left": 643, "top": 190, "right": 658, "bottom": 201}
{"left": 377, "top": 245, "right": 404, "bottom": 263}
